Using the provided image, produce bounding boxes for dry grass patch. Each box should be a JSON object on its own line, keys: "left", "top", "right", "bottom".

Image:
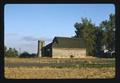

{"left": 5, "top": 67, "right": 115, "bottom": 79}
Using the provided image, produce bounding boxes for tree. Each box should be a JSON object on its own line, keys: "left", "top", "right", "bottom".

{"left": 4, "top": 46, "right": 7, "bottom": 55}
{"left": 73, "top": 13, "right": 115, "bottom": 57}
{"left": 5, "top": 47, "right": 18, "bottom": 57}
{"left": 19, "top": 52, "right": 37, "bottom": 58}
{"left": 19, "top": 51, "right": 30, "bottom": 58}
{"left": 100, "top": 14, "right": 115, "bottom": 51}
{"left": 94, "top": 27, "right": 104, "bottom": 56}
{"left": 74, "top": 18, "right": 96, "bottom": 56}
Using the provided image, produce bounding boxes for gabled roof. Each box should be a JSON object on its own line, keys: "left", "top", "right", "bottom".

{"left": 52, "top": 37, "right": 86, "bottom": 48}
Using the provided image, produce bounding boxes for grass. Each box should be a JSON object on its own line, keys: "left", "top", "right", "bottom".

{"left": 5, "top": 67, "right": 115, "bottom": 79}
{"left": 5, "top": 57, "right": 115, "bottom": 64}
{"left": 4, "top": 57, "right": 115, "bottom": 79}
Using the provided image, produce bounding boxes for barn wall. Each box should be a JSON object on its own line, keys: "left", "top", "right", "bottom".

{"left": 52, "top": 48, "right": 86, "bottom": 58}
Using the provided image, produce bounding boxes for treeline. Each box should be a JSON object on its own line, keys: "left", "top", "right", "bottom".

{"left": 4, "top": 46, "right": 37, "bottom": 57}
{"left": 73, "top": 13, "right": 115, "bottom": 57}
{"left": 19, "top": 52, "right": 37, "bottom": 58}
{"left": 4, "top": 46, "right": 18, "bottom": 57}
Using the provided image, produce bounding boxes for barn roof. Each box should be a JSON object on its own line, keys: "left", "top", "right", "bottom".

{"left": 52, "top": 37, "right": 86, "bottom": 48}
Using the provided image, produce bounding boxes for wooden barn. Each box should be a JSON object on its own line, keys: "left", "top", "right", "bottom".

{"left": 37, "top": 37, "right": 86, "bottom": 58}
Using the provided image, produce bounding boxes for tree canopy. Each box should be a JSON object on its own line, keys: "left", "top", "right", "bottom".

{"left": 74, "top": 18, "right": 96, "bottom": 56}
{"left": 4, "top": 46, "right": 18, "bottom": 57}
{"left": 74, "top": 14, "right": 115, "bottom": 57}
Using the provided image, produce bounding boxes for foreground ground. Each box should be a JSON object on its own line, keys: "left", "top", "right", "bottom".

{"left": 4, "top": 57, "right": 115, "bottom": 79}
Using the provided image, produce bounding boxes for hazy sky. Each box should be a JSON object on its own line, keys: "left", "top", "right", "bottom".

{"left": 4, "top": 4, "right": 115, "bottom": 53}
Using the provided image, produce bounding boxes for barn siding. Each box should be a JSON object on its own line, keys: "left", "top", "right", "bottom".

{"left": 52, "top": 48, "right": 86, "bottom": 58}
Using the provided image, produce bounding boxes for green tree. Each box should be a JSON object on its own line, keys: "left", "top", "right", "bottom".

{"left": 94, "top": 27, "right": 104, "bottom": 56}
{"left": 74, "top": 18, "right": 96, "bottom": 56}
{"left": 74, "top": 13, "right": 115, "bottom": 57}
{"left": 100, "top": 14, "right": 115, "bottom": 51}
{"left": 5, "top": 47, "right": 18, "bottom": 57}
{"left": 4, "top": 46, "right": 7, "bottom": 55}
{"left": 19, "top": 51, "right": 30, "bottom": 58}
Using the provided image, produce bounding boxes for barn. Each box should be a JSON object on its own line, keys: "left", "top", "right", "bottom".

{"left": 37, "top": 37, "right": 86, "bottom": 58}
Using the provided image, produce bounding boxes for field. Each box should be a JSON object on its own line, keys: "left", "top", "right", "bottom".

{"left": 4, "top": 57, "right": 115, "bottom": 79}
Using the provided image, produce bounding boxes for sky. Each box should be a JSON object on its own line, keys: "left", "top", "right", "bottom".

{"left": 4, "top": 4, "right": 115, "bottom": 54}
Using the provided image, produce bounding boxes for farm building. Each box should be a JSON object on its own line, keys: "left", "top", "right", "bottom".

{"left": 37, "top": 37, "right": 86, "bottom": 58}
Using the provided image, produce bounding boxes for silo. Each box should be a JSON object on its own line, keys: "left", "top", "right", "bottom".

{"left": 37, "top": 40, "right": 45, "bottom": 57}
